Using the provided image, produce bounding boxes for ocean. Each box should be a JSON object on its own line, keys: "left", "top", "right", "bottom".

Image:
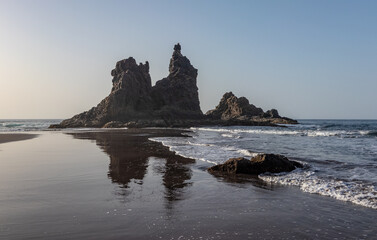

{"left": 0, "top": 119, "right": 61, "bottom": 132}
{"left": 151, "top": 120, "right": 377, "bottom": 209}
{"left": 1, "top": 119, "right": 376, "bottom": 209}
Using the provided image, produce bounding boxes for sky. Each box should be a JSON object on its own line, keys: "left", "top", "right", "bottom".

{"left": 0, "top": 0, "right": 376, "bottom": 119}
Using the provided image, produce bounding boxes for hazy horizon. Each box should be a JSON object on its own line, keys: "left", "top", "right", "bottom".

{"left": 1, "top": 0, "right": 376, "bottom": 119}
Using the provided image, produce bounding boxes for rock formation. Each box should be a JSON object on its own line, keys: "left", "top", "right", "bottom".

{"left": 50, "top": 44, "right": 297, "bottom": 128}
{"left": 206, "top": 92, "right": 297, "bottom": 124}
{"left": 206, "top": 92, "right": 263, "bottom": 120}
{"left": 208, "top": 154, "right": 303, "bottom": 175}
{"left": 51, "top": 44, "right": 203, "bottom": 128}
{"left": 151, "top": 43, "right": 203, "bottom": 119}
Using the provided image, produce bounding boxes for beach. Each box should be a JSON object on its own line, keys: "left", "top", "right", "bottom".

{"left": 0, "top": 133, "right": 38, "bottom": 144}
{"left": 0, "top": 129, "right": 376, "bottom": 239}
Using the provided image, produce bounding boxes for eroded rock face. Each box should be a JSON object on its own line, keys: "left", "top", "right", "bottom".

{"left": 52, "top": 44, "right": 203, "bottom": 128}
{"left": 206, "top": 92, "right": 297, "bottom": 124}
{"left": 151, "top": 43, "right": 203, "bottom": 119}
{"left": 55, "top": 57, "right": 154, "bottom": 128}
{"left": 208, "top": 154, "right": 303, "bottom": 175}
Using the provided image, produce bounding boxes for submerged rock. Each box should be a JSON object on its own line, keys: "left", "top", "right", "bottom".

{"left": 208, "top": 154, "right": 303, "bottom": 175}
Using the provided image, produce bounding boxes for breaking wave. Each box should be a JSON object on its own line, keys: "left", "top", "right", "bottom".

{"left": 191, "top": 127, "right": 375, "bottom": 138}
{"left": 259, "top": 169, "right": 377, "bottom": 209}
{"left": 153, "top": 120, "right": 377, "bottom": 209}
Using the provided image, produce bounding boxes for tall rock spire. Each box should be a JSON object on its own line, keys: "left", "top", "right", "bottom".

{"left": 152, "top": 44, "right": 202, "bottom": 118}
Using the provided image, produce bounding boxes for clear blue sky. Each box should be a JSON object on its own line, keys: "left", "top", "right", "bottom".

{"left": 1, "top": 0, "right": 376, "bottom": 119}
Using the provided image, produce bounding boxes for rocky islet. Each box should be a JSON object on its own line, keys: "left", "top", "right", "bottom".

{"left": 50, "top": 44, "right": 296, "bottom": 128}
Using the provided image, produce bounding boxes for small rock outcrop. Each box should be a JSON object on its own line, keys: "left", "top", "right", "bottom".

{"left": 206, "top": 92, "right": 297, "bottom": 124}
{"left": 206, "top": 92, "right": 264, "bottom": 120}
{"left": 208, "top": 154, "right": 303, "bottom": 175}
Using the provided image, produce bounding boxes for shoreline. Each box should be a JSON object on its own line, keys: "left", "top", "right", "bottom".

{"left": 0, "top": 129, "right": 376, "bottom": 239}
{"left": 61, "top": 129, "right": 377, "bottom": 239}
{"left": 0, "top": 133, "right": 38, "bottom": 144}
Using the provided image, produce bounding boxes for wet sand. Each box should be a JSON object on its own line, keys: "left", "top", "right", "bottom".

{"left": 0, "top": 133, "right": 38, "bottom": 144}
{"left": 0, "top": 129, "right": 376, "bottom": 239}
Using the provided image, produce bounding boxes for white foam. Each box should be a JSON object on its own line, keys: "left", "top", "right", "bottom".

{"left": 236, "top": 149, "right": 259, "bottom": 157}
{"left": 221, "top": 133, "right": 234, "bottom": 138}
{"left": 151, "top": 127, "right": 377, "bottom": 209}
{"left": 187, "top": 141, "right": 215, "bottom": 147}
{"left": 359, "top": 131, "right": 370, "bottom": 135}
{"left": 150, "top": 137, "right": 219, "bottom": 164}
{"left": 192, "top": 127, "right": 368, "bottom": 138}
{"left": 150, "top": 136, "right": 258, "bottom": 166}
{"left": 306, "top": 130, "right": 344, "bottom": 137}
{"left": 259, "top": 170, "right": 377, "bottom": 209}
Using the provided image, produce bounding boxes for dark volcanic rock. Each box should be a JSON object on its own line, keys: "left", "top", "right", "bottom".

{"left": 264, "top": 109, "right": 280, "bottom": 118}
{"left": 55, "top": 57, "right": 154, "bottom": 128}
{"left": 208, "top": 157, "right": 254, "bottom": 175}
{"left": 208, "top": 154, "right": 303, "bottom": 175}
{"left": 151, "top": 43, "right": 203, "bottom": 119}
{"left": 50, "top": 44, "right": 297, "bottom": 129}
{"left": 206, "top": 92, "right": 263, "bottom": 120}
{"left": 206, "top": 92, "right": 297, "bottom": 125}
{"left": 52, "top": 44, "right": 203, "bottom": 128}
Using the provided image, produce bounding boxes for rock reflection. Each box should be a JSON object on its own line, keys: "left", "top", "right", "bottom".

{"left": 68, "top": 130, "right": 194, "bottom": 206}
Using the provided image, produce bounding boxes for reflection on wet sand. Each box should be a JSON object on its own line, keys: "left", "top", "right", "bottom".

{"left": 67, "top": 129, "right": 194, "bottom": 207}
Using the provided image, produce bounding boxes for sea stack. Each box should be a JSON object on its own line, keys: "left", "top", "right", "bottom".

{"left": 51, "top": 44, "right": 203, "bottom": 128}
{"left": 151, "top": 43, "right": 203, "bottom": 119}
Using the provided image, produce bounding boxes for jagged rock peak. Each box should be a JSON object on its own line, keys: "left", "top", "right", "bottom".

{"left": 111, "top": 57, "right": 149, "bottom": 77}
{"left": 173, "top": 43, "right": 181, "bottom": 52}
{"left": 172, "top": 43, "right": 183, "bottom": 59}
{"left": 152, "top": 43, "right": 202, "bottom": 117}
{"left": 110, "top": 57, "right": 152, "bottom": 94}
{"left": 169, "top": 43, "right": 197, "bottom": 77}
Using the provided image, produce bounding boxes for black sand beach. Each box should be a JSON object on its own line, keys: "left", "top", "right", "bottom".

{"left": 0, "top": 130, "right": 376, "bottom": 239}
{"left": 0, "top": 133, "right": 38, "bottom": 144}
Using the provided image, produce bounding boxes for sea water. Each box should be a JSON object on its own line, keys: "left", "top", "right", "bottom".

{"left": 1, "top": 119, "right": 376, "bottom": 209}
{"left": 150, "top": 120, "right": 377, "bottom": 209}
{"left": 0, "top": 119, "right": 61, "bottom": 132}
{"left": 1, "top": 129, "right": 375, "bottom": 239}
